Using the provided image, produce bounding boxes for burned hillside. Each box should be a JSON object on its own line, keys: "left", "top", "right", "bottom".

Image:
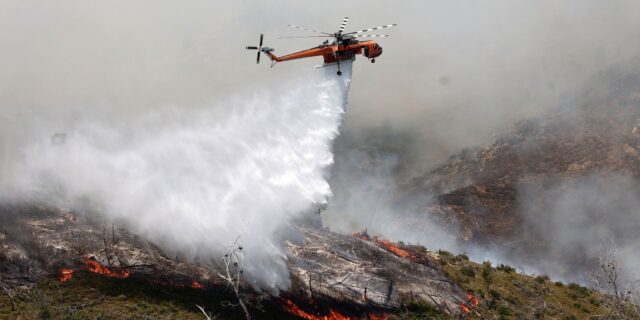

{"left": 0, "top": 203, "right": 471, "bottom": 318}
{"left": 408, "top": 65, "right": 640, "bottom": 283}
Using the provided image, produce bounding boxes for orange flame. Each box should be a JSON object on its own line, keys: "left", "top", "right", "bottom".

{"left": 59, "top": 268, "right": 74, "bottom": 282}
{"left": 190, "top": 280, "right": 204, "bottom": 289}
{"left": 283, "top": 299, "right": 319, "bottom": 320}
{"left": 282, "top": 299, "right": 386, "bottom": 320}
{"left": 460, "top": 292, "right": 480, "bottom": 314}
{"left": 150, "top": 278, "right": 206, "bottom": 290}
{"left": 82, "top": 257, "right": 130, "bottom": 279}
{"left": 466, "top": 292, "right": 479, "bottom": 307}
{"left": 326, "top": 309, "right": 351, "bottom": 320}
{"left": 376, "top": 240, "right": 415, "bottom": 259}
{"left": 460, "top": 303, "right": 471, "bottom": 314}
{"left": 352, "top": 232, "right": 418, "bottom": 262}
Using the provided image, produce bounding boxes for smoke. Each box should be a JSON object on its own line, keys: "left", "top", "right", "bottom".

{"left": 514, "top": 173, "right": 640, "bottom": 284}
{"left": 323, "top": 125, "right": 460, "bottom": 251}
{"left": 324, "top": 1, "right": 640, "bottom": 263}
{"left": 0, "top": 62, "right": 353, "bottom": 292}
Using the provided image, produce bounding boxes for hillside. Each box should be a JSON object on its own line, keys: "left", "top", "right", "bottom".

{"left": 408, "top": 65, "right": 640, "bottom": 284}
{"left": 1, "top": 235, "right": 630, "bottom": 319}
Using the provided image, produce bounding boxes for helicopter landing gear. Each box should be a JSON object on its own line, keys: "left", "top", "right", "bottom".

{"left": 371, "top": 59, "right": 376, "bottom": 63}
{"left": 337, "top": 71, "right": 342, "bottom": 76}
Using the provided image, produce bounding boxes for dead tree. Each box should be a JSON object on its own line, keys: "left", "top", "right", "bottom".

{"left": 196, "top": 305, "right": 219, "bottom": 320}
{"left": 101, "top": 223, "right": 121, "bottom": 267}
{"left": 218, "top": 240, "right": 251, "bottom": 320}
{"left": 590, "top": 242, "right": 639, "bottom": 319}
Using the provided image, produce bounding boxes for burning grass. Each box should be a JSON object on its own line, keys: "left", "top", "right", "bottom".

{"left": 459, "top": 292, "right": 480, "bottom": 315}
{"left": 376, "top": 240, "right": 415, "bottom": 260}
{"left": 3, "top": 272, "right": 229, "bottom": 319}
{"left": 11, "top": 229, "right": 630, "bottom": 319}
{"left": 12, "top": 271, "right": 391, "bottom": 320}
{"left": 57, "top": 257, "right": 206, "bottom": 292}
{"left": 282, "top": 299, "right": 388, "bottom": 320}
{"left": 83, "top": 257, "right": 131, "bottom": 279}
{"left": 352, "top": 231, "right": 436, "bottom": 267}
{"left": 56, "top": 257, "right": 131, "bottom": 284}
{"left": 14, "top": 247, "right": 625, "bottom": 320}
{"left": 58, "top": 268, "right": 74, "bottom": 282}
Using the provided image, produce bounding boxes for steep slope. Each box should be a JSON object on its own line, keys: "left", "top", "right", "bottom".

{"left": 3, "top": 204, "right": 630, "bottom": 319}
{"left": 409, "top": 65, "right": 640, "bottom": 283}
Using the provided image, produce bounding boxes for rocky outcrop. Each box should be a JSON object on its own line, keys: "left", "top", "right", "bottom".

{"left": 287, "top": 227, "right": 464, "bottom": 313}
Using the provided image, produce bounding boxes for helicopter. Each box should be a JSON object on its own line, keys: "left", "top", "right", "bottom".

{"left": 246, "top": 17, "right": 397, "bottom": 75}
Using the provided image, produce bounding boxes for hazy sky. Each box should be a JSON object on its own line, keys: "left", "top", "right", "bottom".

{"left": 2, "top": 0, "right": 640, "bottom": 162}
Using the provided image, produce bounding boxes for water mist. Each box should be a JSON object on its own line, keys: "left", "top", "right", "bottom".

{"left": 1, "top": 62, "right": 353, "bottom": 292}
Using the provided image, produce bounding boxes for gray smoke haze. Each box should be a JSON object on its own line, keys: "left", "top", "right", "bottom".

{"left": 321, "top": 0, "right": 640, "bottom": 285}
{"left": 513, "top": 174, "right": 640, "bottom": 284}
{"left": 323, "top": 128, "right": 459, "bottom": 249}
{"left": 4, "top": 0, "right": 640, "bottom": 154}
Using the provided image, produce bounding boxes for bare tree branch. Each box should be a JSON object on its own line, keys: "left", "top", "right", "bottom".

{"left": 217, "top": 238, "right": 251, "bottom": 320}
{"left": 590, "top": 241, "right": 639, "bottom": 320}
{"left": 196, "top": 304, "right": 219, "bottom": 320}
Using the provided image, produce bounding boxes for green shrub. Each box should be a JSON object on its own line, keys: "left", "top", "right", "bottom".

{"left": 482, "top": 261, "right": 493, "bottom": 278}
{"left": 497, "top": 304, "right": 513, "bottom": 316}
{"left": 496, "top": 264, "right": 515, "bottom": 273}
{"left": 535, "top": 275, "right": 550, "bottom": 283}
{"left": 567, "top": 283, "right": 591, "bottom": 297}
{"left": 588, "top": 297, "right": 600, "bottom": 306}
{"left": 460, "top": 266, "right": 476, "bottom": 278}
{"left": 455, "top": 253, "right": 469, "bottom": 261}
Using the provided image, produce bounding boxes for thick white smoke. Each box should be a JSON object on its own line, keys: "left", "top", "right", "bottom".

{"left": 1, "top": 62, "right": 353, "bottom": 292}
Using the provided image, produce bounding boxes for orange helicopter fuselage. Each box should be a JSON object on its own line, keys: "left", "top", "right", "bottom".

{"left": 264, "top": 40, "right": 383, "bottom": 64}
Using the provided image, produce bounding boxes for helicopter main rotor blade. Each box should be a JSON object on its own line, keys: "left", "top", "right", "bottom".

{"left": 246, "top": 46, "right": 258, "bottom": 50}
{"left": 256, "top": 51, "right": 261, "bottom": 64}
{"left": 338, "top": 17, "right": 349, "bottom": 33}
{"left": 259, "top": 34, "right": 264, "bottom": 47}
{"left": 287, "top": 25, "right": 332, "bottom": 35}
{"left": 353, "top": 34, "right": 389, "bottom": 38}
{"left": 277, "top": 35, "right": 334, "bottom": 39}
{"left": 344, "top": 23, "right": 398, "bottom": 35}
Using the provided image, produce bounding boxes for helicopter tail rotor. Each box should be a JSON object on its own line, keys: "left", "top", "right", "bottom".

{"left": 246, "top": 34, "right": 266, "bottom": 64}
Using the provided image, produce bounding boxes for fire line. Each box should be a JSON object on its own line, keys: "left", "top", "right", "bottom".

{"left": 83, "top": 257, "right": 131, "bottom": 279}
{"left": 59, "top": 268, "right": 74, "bottom": 282}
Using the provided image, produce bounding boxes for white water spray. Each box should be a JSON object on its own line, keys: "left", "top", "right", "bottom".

{"left": 2, "top": 62, "right": 353, "bottom": 292}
